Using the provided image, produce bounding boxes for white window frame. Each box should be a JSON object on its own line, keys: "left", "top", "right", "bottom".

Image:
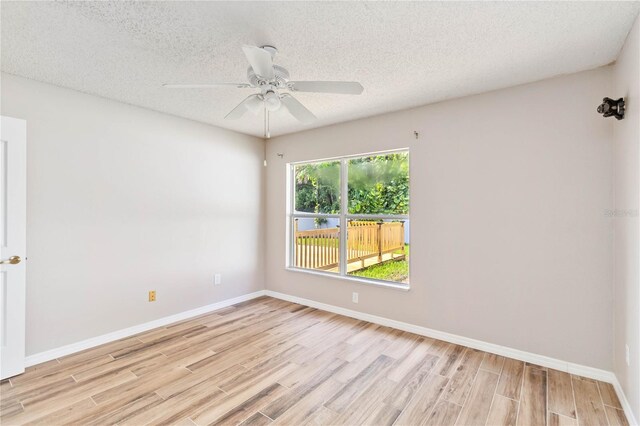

{"left": 286, "top": 149, "right": 410, "bottom": 290}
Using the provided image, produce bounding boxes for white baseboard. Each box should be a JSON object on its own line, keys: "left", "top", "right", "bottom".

{"left": 264, "top": 290, "right": 638, "bottom": 425}
{"left": 24, "top": 290, "right": 267, "bottom": 367}
{"left": 611, "top": 376, "right": 639, "bottom": 426}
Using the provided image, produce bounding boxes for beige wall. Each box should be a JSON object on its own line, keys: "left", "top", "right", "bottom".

{"left": 1, "top": 73, "right": 266, "bottom": 355}
{"left": 613, "top": 15, "right": 640, "bottom": 420}
{"left": 265, "top": 67, "right": 614, "bottom": 370}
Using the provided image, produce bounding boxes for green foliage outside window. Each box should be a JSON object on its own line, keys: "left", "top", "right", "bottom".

{"left": 294, "top": 153, "right": 409, "bottom": 217}
{"left": 294, "top": 160, "right": 340, "bottom": 214}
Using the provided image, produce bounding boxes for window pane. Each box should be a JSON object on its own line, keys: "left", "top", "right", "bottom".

{"left": 347, "top": 153, "right": 409, "bottom": 215}
{"left": 294, "top": 161, "right": 340, "bottom": 214}
{"left": 347, "top": 219, "right": 409, "bottom": 284}
{"left": 293, "top": 217, "right": 341, "bottom": 273}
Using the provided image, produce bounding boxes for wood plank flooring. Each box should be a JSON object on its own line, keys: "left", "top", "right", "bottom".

{"left": 0, "top": 296, "right": 628, "bottom": 426}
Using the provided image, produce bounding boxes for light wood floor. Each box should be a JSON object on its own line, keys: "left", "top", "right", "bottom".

{"left": 0, "top": 296, "right": 628, "bottom": 426}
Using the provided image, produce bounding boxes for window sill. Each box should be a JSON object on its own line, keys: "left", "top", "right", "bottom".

{"left": 285, "top": 267, "right": 411, "bottom": 292}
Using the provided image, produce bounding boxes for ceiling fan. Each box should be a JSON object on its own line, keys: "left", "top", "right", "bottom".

{"left": 163, "top": 45, "right": 364, "bottom": 134}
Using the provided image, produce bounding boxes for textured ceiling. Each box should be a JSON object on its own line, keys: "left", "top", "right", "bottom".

{"left": 2, "top": 1, "right": 639, "bottom": 137}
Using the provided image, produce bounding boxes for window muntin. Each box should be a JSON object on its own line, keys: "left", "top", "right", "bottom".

{"left": 289, "top": 150, "right": 409, "bottom": 286}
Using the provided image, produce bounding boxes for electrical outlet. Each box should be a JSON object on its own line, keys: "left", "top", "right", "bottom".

{"left": 214, "top": 274, "right": 222, "bottom": 285}
{"left": 626, "top": 344, "right": 630, "bottom": 366}
{"left": 148, "top": 290, "right": 156, "bottom": 302}
{"left": 352, "top": 292, "right": 359, "bottom": 304}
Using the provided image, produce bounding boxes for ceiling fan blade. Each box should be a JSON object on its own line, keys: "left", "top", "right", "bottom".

{"left": 242, "top": 45, "right": 275, "bottom": 80}
{"left": 225, "top": 94, "right": 263, "bottom": 120}
{"left": 163, "top": 83, "right": 251, "bottom": 88}
{"left": 288, "top": 81, "right": 364, "bottom": 95}
{"left": 280, "top": 95, "right": 317, "bottom": 124}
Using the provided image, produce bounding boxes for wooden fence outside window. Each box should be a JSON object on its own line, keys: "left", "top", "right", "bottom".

{"left": 294, "top": 220, "right": 405, "bottom": 271}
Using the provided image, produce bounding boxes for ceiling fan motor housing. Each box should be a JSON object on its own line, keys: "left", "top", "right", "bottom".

{"left": 247, "top": 65, "right": 290, "bottom": 88}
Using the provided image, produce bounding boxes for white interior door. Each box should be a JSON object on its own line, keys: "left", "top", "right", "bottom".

{"left": 0, "top": 116, "right": 27, "bottom": 379}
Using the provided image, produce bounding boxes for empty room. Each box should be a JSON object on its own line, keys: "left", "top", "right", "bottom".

{"left": 0, "top": 1, "right": 639, "bottom": 425}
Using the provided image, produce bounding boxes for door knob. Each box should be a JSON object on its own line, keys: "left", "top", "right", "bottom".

{"left": 0, "top": 256, "right": 21, "bottom": 265}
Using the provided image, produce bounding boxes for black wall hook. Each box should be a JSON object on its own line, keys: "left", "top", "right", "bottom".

{"left": 597, "top": 97, "right": 625, "bottom": 120}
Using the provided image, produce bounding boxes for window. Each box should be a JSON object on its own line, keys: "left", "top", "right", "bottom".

{"left": 289, "top": 150, "right": 409, "bottom": 287}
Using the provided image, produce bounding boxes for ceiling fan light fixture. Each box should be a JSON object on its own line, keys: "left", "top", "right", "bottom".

{"left": 263, "top": 90, "right": 281, "bottom": 112}
{"left": 245, "top": 95, "right": 263, "bottom": 114}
